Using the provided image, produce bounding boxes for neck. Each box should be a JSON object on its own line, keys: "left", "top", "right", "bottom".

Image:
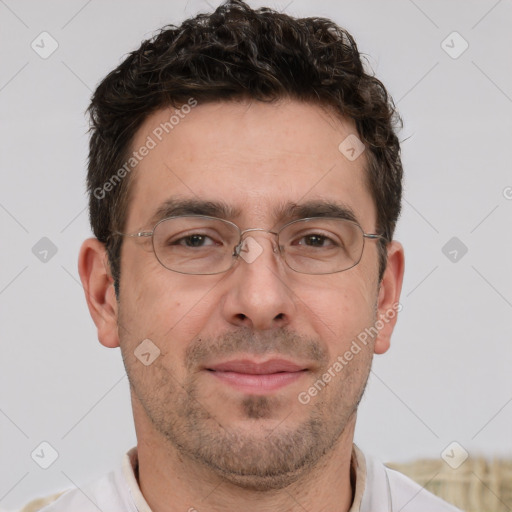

{"left": 134, "top": 413, "right": 357, "bottom": 512}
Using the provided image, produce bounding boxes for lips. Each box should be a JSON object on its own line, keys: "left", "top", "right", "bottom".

{"left": 206, "top": 358, "right": 308, "bottom": 394}
{"left": 207, "top": 359, "right": 306, "bottom": 374}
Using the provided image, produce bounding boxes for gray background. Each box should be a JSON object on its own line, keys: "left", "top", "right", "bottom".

{"left": 1, "top": 0, "right": 511, "bottom": 509}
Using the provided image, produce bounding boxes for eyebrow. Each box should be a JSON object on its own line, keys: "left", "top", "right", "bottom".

{"left": 277, "top": 201, "right": 359, "bottom": 224}
{"left": 147, "top": 197, "right": 360, "bottom": 227}
{"left": 148, "top": 198, "right": 243, "bottom": 227}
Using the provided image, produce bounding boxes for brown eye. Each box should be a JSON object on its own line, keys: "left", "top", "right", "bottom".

{"left": 297, "top": 234, "right": 336, "bottom": 247}
{"left": 173, "top": 234, "right": 215, "bottom": 247}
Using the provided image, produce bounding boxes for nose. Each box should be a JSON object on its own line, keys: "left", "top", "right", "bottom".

{"left": 220, "top": 233, "right": 296, "bottom": 330}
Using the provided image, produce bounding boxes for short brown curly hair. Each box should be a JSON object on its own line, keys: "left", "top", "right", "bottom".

{"left": 86, "top": 0, "right": 403, "bottom": 298}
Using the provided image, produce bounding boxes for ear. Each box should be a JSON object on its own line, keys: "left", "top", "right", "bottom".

{"left": 373, "top": 241, "right": 405, "bottom": 355}
{"left": 78, "top": 238, "right": 120, "bottom": 348}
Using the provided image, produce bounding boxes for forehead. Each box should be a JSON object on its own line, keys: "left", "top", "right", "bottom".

{"left": 124, "top": 99, "right": 376, "bottom": 230}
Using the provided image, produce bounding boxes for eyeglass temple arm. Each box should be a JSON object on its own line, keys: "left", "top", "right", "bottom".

{"left": 364, "top": 233, "right": 388, "bottom": 241}
{"left": 111, "top": 230, "right": 153, "bottom": 238}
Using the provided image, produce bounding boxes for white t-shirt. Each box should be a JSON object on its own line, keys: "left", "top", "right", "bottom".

{"left": 19, "top": 445, "right": 463, "bottom": 512}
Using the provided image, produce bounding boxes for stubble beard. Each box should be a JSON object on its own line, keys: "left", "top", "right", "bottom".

{"left": 124, "top": 328, "right": 373, "bottom": 491}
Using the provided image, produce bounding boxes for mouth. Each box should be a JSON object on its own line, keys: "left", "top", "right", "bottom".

{"left": 205, "top": 358, "right": 309, "bottom": 394}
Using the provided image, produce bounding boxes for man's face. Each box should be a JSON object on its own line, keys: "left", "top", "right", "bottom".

{"left": 115, "top": 100, "right": 390, "bottom": 489}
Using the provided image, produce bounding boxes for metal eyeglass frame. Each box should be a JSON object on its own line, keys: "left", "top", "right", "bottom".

{"left": 112, "top": 215, "right": 387, "bottom": 275}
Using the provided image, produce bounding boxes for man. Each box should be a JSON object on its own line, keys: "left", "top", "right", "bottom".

{"left": 21, "top": 1, "right": 462, "bottom": 510}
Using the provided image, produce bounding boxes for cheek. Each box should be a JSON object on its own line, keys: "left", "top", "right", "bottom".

{"left": 119, "top": 254, "right": 220, "bottom": 351}
{"left": 297, "top": 274, "right": 377, "bottom": 353}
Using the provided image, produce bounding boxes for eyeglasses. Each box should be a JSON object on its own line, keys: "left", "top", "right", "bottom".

{"left": 112, "top": 215, "right": 386, "bottom": 275}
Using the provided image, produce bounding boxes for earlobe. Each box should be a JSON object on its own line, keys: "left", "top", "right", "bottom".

{"left": 373, "top": 241, "right": 405, "bottom": 355}
{"left": 78, "top": 238, "right": 120, "bottom": 349}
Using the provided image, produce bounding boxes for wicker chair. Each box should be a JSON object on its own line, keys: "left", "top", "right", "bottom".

{"left": 386, "top": 457, "right": 512, "bottom": 512}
